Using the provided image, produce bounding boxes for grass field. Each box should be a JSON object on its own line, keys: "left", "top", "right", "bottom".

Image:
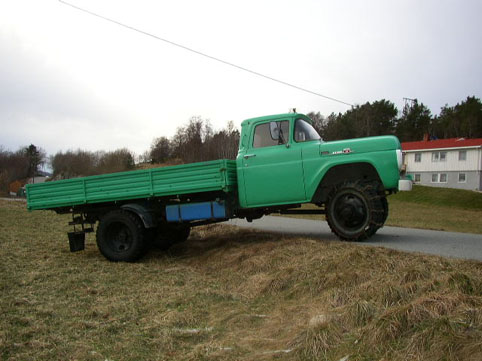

{"left": 278, "top": 185, "right": 482, "bottom": 234}
{"left": 1, "top": 199, "right": 482, "bottom": 361}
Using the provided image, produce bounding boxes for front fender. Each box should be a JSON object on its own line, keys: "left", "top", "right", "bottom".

{"left": 305, "top": 150, "right": 400, "bottom": 200}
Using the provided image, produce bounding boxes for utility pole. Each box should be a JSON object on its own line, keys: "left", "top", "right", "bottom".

{"left": 403, "top": 97, "right": 416, "bottom": 110}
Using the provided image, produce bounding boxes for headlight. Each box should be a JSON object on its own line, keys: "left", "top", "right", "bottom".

{"left": 396, "top": 149, "right": 403, "bottom": 171}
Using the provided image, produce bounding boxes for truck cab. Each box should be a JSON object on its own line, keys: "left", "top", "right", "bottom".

{"left": 237, "top": 113, "right": 317, "bottom": 208}
{"left": 236, "top": 113, "right": 407, "bottom": 241}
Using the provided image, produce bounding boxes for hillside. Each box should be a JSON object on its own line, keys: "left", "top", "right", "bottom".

{"left": 1, "top": 199, "right": 481, "bottom": 361}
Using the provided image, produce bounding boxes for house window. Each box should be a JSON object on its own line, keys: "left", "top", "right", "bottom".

{"left": 432, "top": 151, "right": 447, "bottom": 162}
{"left": 414, "top": 174, "right": 421, "bottom": 183}
{"left": 414, "top": 153, "right": 421, "bottom": 162}
{"left": 458, "top": 173, "right": 466, "bottom": 183}
{"left": 431, "top": 173, "right": 448, "bottom": 183}
{"left": 459, "top": 150, "right": 467, "bottom": 161}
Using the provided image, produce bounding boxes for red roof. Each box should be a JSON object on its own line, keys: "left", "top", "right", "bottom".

{"left": 402, "top": 137, "right": 482, "bottom": 151}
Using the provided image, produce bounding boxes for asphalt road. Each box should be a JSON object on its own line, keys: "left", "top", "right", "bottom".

{"left": 227, "top": 216, "right": 482, "bottom": 262}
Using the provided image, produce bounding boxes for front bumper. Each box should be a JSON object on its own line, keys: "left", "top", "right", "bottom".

{"left": 398, "top": 179, "right": 413, "bottom": 191}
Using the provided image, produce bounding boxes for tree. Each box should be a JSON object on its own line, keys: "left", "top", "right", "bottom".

{"left": 171, "top": 116, "right": 214, "bottom": 163}
{"left": 150, "top": 137, "right": 171, "bottom": 164}
{"left": 96, "top": 148, "right": 135, "bottom": 174}
{"left": 204, "top": 121, "right": 240, "bottom": 160}
{"left": 454, "top": 96, "right": 482, "bottom": 138}
{"left": 306, "top": 111, "right": 326, "bottom": 137}
{"left": 361, "top": 99, "right": 398, "bottom": 137}
{"left": 315, "top": 100, "right": 398, "bottom": 141}
{"left": 395, "top": 99, "right": 432, "bottom": 142}
{"left": 0, "top": 146, "right": 31, "bottom": 194}
{"left": 23, "top": 144, "right": 46, "bottom": 181}
{"left": 50, "top": 150, "right": 97, "bottom": 179}
{"left": 50, "top": 148, "right": 134, "bottom": 179}
{"left": 434, "top": 96, "right": 482, "bottom": 139}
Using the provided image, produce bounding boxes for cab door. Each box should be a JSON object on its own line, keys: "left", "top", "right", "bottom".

{"left": 242, "top": 119, "right": 306, "bottom": 207}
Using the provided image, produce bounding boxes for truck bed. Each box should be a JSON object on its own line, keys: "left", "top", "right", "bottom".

{"left": 26, "top": 159, "right": 237, "bottom": 211}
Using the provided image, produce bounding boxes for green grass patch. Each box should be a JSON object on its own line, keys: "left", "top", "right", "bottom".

{"left": 387, "top": 185, "right": 482, "bottom": 233}
{"left": 1, "top": 199, "right": 482, "bottom": 360}
{"left": 390, "top": 185, "right": 482, "bottom": 210}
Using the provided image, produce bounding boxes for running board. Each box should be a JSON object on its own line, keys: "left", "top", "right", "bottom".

{"left": 278, "top": 209, "right": 325, "bottom": 215}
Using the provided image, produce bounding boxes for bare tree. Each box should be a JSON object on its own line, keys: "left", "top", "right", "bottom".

{"left": 50, "top": 150, "right": 97, "bottom": 179}
{"left": 96, "top": 148, "right": 135, "bottom": 174}
{"left": 0, "top": 146, "right": 30, "bottom": 194}
{"left": 150, "top": 137, "right": 171, "bottom": 163}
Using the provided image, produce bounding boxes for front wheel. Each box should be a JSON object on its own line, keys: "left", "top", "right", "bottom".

{"left": 326, "top": 181, "right": 385, "bottom": 241}
{"left": 96, "top": 210, "right": 147, "bottom": 262}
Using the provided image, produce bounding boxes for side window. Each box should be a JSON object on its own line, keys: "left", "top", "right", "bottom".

{"left": 294, "top": 119, "right": 321, "bottom": 142}
{"left": 253, "top": 121, "right": 289, "bottom": 148}
{"left": 414, "top": 153, "right": 422, "bottom": 162}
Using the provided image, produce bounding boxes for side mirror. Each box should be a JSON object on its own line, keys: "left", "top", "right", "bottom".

{"left": 269, "top": 122, "right": 279, "bottom": 141}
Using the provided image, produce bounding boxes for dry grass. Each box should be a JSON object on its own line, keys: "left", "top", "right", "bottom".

{"left": 1, "top": 199, "right": 482, "bottom": 361}
{"left": 135, "top": 159, "right": 183, "bottom": 170}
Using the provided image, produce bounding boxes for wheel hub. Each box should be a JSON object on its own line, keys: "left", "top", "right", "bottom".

{"left": 334, "top": 193, "right": 368, "bottom": 231}
{"left": 107, "top": 225, "right": 132, "bottom": 252}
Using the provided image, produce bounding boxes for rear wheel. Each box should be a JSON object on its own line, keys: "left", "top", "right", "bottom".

{"left": 96, "top": 210, "right": 147, "bottom": 262}
{"left": 326, "top": 181, "right": 385, "bottom": 241}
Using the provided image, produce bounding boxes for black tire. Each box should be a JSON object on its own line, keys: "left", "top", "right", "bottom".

{"left": 366, "top": 195, "right": 388, "bottom": 237}
{"left": 96, "top": 210, "right": 147, "bottom": 262}
{"left": 326, "top": 181, "right": 385, "bottom": 241}
{"left": 380, "top": 195, "right": 389, "bottom": 224}
{"left": 150, "top": 223, "right": 191, "bottom": 250}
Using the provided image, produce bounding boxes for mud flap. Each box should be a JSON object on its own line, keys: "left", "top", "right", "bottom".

{"left": 68, "top": 232, "right": 85, "bottom": 252}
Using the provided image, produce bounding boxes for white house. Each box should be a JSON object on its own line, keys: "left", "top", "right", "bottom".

{"left": 401, "top": 137, "right": 482, "bottom": 191}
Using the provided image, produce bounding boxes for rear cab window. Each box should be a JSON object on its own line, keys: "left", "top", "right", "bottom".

{"left": 294, "top": 118, "right": 321, "bottom": 142}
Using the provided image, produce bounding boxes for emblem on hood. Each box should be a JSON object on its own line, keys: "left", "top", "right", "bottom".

{"left": 331, "top": 148, "right": 352, "bottom": 155}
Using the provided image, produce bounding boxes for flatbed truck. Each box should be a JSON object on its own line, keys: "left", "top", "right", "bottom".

{"left": 26, "top": 113, "right": 411, "bottom": 261}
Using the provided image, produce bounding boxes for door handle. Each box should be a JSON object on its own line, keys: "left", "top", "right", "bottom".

{"left": 243, "top": 154, "right": 256, "bottom": 159}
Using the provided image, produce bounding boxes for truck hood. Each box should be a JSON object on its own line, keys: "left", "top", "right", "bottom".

{"left": 320, "top": 135, "right": 401, "bottom": 155}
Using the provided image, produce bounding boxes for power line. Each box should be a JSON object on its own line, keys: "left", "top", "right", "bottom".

{"left": 58, "top": 0, "right": 354, "bottom": 107}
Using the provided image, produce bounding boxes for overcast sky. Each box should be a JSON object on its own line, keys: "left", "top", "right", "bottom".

{"left": 1, "top": 0, "right": 481, "bottom": 157}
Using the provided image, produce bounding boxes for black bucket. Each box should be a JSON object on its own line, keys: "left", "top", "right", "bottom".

{"left": 68, "top": 232, "right": 85, "bottom": 252}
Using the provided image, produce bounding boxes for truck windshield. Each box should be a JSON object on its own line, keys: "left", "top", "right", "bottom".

{"left": 294, "top": 119, "right": 321, "bottom": 142}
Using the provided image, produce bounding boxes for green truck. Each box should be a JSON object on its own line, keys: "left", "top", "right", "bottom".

{"left": 27, "top": 113, "right": 411, "bottom": 262}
